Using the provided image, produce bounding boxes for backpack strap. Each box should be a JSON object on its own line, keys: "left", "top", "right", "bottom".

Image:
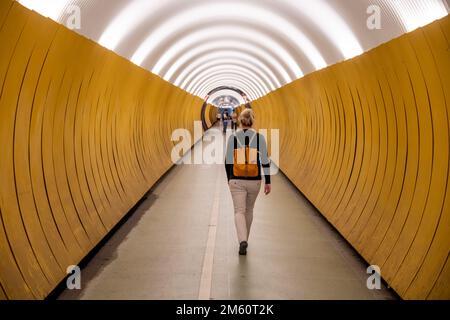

{"left": 248, "top": 131, "right": 259, "bottom": 151}
{"left": 235, "top": 130, "right": 258, "bottom": 149}
{"left": 255, "top": 133, "right": 260, "bottom": 162}
{"left": 234, "top": 134, "right": 241, "bottom": 148}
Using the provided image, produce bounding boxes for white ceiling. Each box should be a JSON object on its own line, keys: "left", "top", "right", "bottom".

{"left": 18, "top": 0, "right": 450, "bottom": 100}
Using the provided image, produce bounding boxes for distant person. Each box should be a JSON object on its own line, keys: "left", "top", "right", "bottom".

{"left": 222, "top": 112, "right": 229, "bottom": 134}
{"left": 225, "top": 109, "right": 271, "bottom": 255}
{"left": 231, "top": 112, "right": 238, "bottom": 131}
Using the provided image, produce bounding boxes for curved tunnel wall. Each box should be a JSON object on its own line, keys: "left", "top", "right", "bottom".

{"left": 252, "top": 15, "right": 450, "bottom": 300}
{"left": 0, "top": 1, "right": 208, "bottom": 299}
{"left": 201, "top": 103, "right": 218, "bottom": 130}
{"left": 208, "top": 105, "right": 218, "bottom": 127}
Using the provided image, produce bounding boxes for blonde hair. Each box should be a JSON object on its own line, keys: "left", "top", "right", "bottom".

{"left": 239, "top": 108, "right": 255, "bottom": 127}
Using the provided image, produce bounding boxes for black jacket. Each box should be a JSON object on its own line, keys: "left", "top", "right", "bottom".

{"left": 224, "top": 129, "right": 271, "bottom": 184}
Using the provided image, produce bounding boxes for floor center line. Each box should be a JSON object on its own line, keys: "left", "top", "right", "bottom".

{"left": 198, "top": 167, "right": 222, "bottom": 300}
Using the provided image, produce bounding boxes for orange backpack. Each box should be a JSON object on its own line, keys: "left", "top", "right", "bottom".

{"left": 233, "top": 133, "right": 259, "bottom": 177}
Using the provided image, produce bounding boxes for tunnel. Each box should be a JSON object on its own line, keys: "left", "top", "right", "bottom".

{"left": 0, "top": 0, "right": 449, "bottom": 301}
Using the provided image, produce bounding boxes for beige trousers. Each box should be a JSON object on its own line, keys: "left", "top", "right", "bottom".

{"left": 228, "top": 179, "right": 262, "bottom": 243}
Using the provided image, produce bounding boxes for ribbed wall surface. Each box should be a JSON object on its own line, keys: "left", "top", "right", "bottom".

{"left": 252, "top": 15, "right": 450, "bottom": 300}
{"left": 203, "top": 104, "right": 218, "bottom": 129}
{"left": 1, "top": 0, "right": 449, "bottom": 300}
{"left": 0, "top": 1, "right": 206, "bottom": 299}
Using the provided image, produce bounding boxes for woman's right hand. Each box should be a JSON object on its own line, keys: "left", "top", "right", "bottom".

{"left": 264, "top": 184, "right": 271, "bottom": 195}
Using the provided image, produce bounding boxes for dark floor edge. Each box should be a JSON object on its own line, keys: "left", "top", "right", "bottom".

{"left": 46, "top": 130, "right": 210, "bottom": 300}
{"left": 276, "top": 167, "right": 401, "bottom": 300}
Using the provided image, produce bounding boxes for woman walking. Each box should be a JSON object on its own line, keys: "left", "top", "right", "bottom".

{"left": 225, "top": 109, "right": 271, "bottom": 255}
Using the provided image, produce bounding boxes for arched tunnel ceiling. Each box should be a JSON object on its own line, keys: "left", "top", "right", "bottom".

{"left": 211, "top": 95, "right": 240, "bottom": 108}
{"left": 19, "top": 0, "right": 450, "bottom": 101}
{"left": 207, "top": 89, "right": 246, "bottom": 108}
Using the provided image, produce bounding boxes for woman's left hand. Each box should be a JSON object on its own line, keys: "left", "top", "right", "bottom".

{"left": 264, "top": 184, "right": 271, "bottom": 195}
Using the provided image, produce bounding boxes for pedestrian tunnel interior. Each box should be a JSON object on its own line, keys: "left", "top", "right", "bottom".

{"left": 0, "top": 0, "right": 449, "bottom": 300}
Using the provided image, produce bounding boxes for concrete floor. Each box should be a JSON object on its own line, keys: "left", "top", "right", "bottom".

{"left": 58, "top": 127, "right": 397, "bottom": 300}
